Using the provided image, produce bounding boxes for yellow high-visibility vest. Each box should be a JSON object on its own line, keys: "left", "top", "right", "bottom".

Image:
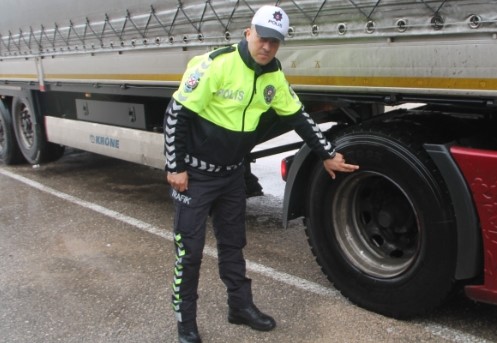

{"left": 173, "top": 43, "right": 302, "bottom": 132}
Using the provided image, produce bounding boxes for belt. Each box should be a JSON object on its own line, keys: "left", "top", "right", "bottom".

{"left": 185, "top": 154, "right": 243, "bottom": 173}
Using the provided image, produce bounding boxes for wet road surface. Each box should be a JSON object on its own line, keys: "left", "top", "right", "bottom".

{"left": 1, "top": 150, "right": 497, "bottom": 343}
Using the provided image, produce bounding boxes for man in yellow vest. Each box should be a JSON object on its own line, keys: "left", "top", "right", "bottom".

{"left": 164, "top": 5, "right": 359, "bottom": 343}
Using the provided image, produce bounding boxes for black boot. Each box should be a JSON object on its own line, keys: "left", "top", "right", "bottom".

{"left": 178, "top": 320, "right": 202, "bottom": 343}
{"left": 228, "top": 303, "right": 276, "bottom": 331}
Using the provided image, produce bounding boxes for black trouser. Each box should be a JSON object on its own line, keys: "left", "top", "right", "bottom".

{"left": 170, "top": 167, "right": 252, "bottom": 323}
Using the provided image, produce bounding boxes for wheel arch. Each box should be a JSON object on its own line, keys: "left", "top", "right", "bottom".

{"left": 424, "top": 143, "right": 482, "bottom": 280}
{"left": 282, "top": 144, "right": 319, "bottom": 228}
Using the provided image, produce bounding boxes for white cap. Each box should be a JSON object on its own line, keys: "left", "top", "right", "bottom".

{"left": 251, "top": 5, "right": 289, "bottom": 42}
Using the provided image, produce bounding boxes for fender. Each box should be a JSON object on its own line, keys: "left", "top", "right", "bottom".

{"left": 424, "top": 144, "right": 481, "bottom": 280}
{"left": 282, "top": 144, "right": 317, "bottom": 228}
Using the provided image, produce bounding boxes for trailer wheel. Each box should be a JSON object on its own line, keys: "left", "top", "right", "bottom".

{"left": 305, "top": 123, "right": 456, "bottom": 319}
{"left": 0, "top": 100, "right": 25, "bottom": 164}
{"left": 11, "top": 97, "right": 64, "bottom": 164}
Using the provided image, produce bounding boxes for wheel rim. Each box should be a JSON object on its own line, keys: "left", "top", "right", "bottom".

{"left": 332, "top": 171, "right": 420, "bottom": 278}
{"left": 15, "top": 102, "right": 35, "bottom": 149}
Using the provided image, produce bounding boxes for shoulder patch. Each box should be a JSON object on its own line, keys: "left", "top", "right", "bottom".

{"left": 209, "top": 45, "right": 236, "bottom": 60}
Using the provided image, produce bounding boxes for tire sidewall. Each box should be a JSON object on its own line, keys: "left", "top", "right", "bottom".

{"left": 307, "top": 133, "right": 456, "bottom": 317}
{"left": 0, "top": 100, "right": 24, "bottom": 164}
{"left": 11, "top": 97, "right": 44, "bottom": 164}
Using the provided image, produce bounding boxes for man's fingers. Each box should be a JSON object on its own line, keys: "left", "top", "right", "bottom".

{"left": 166, "top": 171, "right": 189, "bottom": 192}
{"left": 329, "top": 161, "right": 359, "bottom": 174}
{"left": 328, "top": 169, "right": 336, "bottom": 179}
{"left": 342, "top": 163, "right": 360, "bottom": 171}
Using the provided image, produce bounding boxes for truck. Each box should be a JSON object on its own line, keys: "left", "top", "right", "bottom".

{"left": 1, "top": 0, "right": 497, "bottom": 319}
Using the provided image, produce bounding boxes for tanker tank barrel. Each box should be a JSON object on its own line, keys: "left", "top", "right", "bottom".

{"left": 1, "top": 1, "right": 496, "bottom": 58}
{"left": 1, "top": 0, "right": 497, "bottom": 98}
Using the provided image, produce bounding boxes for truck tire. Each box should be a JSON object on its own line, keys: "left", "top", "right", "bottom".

{"left": 0, "top": 100, "right": 25, "bottom": 165}
{"left": 305, "top": 122, "right": 457, "bottom": 319}
{"left": 11, "top": 97, "right": 64, "bottom": 164}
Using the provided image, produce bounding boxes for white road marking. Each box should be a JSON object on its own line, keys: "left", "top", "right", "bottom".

{"left": 422, "top": 323, "right": 493, "bottom": 343}
{"left": 0, "top": 168, "right": 492, "bottom": 343}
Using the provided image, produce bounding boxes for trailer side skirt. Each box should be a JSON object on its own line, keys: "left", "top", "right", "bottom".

{"left": 44, "top": 116, "right": 165, "bottom": 169}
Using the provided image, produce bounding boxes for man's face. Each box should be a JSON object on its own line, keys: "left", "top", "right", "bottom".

{"left": 246, "top": 26, "right": 281, "bottom": 66}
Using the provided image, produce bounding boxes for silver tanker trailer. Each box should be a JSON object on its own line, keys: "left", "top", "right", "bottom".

{"left": 1, "top": 0, "right": 497, "bottom": 319}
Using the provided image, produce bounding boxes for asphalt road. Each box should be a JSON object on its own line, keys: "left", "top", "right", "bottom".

{"left": 1, "top": 150, "right": 497, "bottom": 343}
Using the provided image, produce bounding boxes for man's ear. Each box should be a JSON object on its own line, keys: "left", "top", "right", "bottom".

{"left": 244, "top": 28, "right": 251, "bottom": 38}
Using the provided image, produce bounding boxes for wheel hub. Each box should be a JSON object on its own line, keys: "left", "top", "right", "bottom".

{"left": 333, "top": 171, "right": 419, "bottom": 278}
{"left": 17, "top": 105, "right": 34, "bottom": 148}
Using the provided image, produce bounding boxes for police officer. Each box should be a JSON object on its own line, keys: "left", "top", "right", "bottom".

{"left": 164, "top": 5, "right": 359, "bottom": 343}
